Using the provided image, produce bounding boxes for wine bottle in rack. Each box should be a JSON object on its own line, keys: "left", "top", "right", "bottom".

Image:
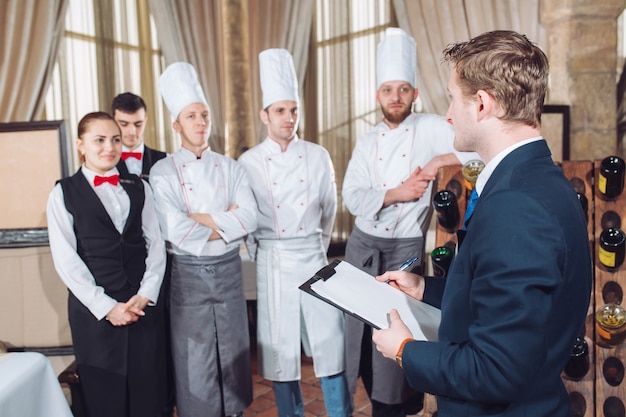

{"left": 598, "top": 227, "right": 626, "bottom": 269}
{"left": 432, "top": 190, "right": 460, "bottom": 232}
{"left": 598, "top": 155, "right": 625, "bottom": 199}
{"left": 431, "top": 246, "right": 454, "bottom": 277}
{"left": 563, "top": 335, "right": 589, "bottom": 380}
{"left": 576, "top": 192, "right": 588, "bottom": 223}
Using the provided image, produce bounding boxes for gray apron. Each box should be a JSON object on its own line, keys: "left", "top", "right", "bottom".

{"left": 170, "top": 249, "right": 252, "bottom": 416}
{"left": 344, "top": 227, "right": 424, "bottom": 404}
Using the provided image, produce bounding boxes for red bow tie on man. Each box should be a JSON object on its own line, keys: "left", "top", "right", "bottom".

{"left": 121, "top": 152, "right": 142, "bottom": 161}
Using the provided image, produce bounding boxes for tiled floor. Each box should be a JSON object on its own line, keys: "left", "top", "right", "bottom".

{"left": 245, "top": 351, "right": 373, "bottom": 417}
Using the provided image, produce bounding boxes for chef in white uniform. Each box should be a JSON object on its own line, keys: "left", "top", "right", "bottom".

{"left": 239, "top": 48, "right": 351, "bottom": 417}
{"left": 342, "top": 28, "right": 478, "bottom": 417}
{"left": 150, "top": 62, "right": 258, "bottom": 417}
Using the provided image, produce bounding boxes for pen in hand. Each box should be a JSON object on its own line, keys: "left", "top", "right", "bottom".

{"left": 385, "top": 256, "right": 419, "bottom": 283}
{"left": 398, "top": 256, "right": 419, "bottom": 271}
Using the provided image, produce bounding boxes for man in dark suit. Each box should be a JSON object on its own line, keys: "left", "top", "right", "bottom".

{"left": 112, "top": 92, "right": 173, "bottom": 417}
{"left": 112, "top": 92, "right": 166, "bottom": 182}
{"left": 372, "top": 30, "right": 592, "bottom": 417}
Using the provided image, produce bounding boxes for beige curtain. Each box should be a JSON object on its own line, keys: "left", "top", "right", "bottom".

{"left": 148, "top": 0, "right": 313, "bottom": 154}
{"left": 0, "top": 0, "right": 68, "bottom": 122}
{"left": 393, "top": 0, "right": 545, "bottom": 116}
{"left": 247, "top": 0, "right": 315, "bottom": 144}
{"left": 148, "top": 0, "right": 227, "bottom": 153}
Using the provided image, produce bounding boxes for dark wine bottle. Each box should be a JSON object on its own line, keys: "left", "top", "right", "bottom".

{"left": 576, "top": 193, "right": 588, "bottom": 223}
{"left": 599, "top": 156, "right": 625, "bottom": 199}
{"left": 431, "top": 246, "right": 454, "bottom": 277}
{"left": 432, "top": 190, "right": 460, "bottom": 231}
{"left": 599, "top": 228, "right": 626, "bottom": 269}
{"left": 563, "top": 336, "right": 589, "bottom": 380}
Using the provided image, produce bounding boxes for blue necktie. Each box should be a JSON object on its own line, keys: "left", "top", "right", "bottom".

{"left": 462, "top": 189, "right": 479, "bottom": 230}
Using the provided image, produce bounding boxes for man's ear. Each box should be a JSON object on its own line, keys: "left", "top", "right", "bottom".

{"left": 475, "top": 90, "right": 497, "bottom": 121}
{"left": 172, "top": 120, "right": 181, "bottom": 133}
{"left": 259, "top": 109, "right": 269, "bottom": 125}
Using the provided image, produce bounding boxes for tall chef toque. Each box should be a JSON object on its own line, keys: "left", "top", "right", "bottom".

{"left": 158, "top": 62, "right": 208, "bottom": 119}
{"left": 376, "top": 27, "right": 417, "bottom": 89}
{"left": 259, "top": 48, "right": 299, "bottom": 109}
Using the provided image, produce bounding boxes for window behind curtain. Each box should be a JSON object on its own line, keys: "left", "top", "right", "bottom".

{"left": 311, "top": 0, "right": 394, "bottom": 242}
{"left": 44, "top": 0, "right": 170, "bottom": 172}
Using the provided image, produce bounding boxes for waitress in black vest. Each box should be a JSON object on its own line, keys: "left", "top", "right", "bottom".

{"left": 46, "top": 111, "right": 167, "bottom": 417}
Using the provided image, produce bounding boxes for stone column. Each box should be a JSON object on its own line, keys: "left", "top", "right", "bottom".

{"left": 222, "top": 0, "right": 255, "bottom": 158}
{"left": 540, "top": 0, "right": 626, "bottom": 160}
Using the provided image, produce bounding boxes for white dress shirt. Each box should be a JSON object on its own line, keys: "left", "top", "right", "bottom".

{"left": 150, "top": 147, "right": 258, "bottom": 257}
{"left": 121, "top": 143, "right": 144, "bottom": 176}
{"left": 46, "top": 166, "right": 166, "bottom": 320}
{"left": 474, "top": 137, "right": 544, "bottom": 197}
{"left": 342, "top": 113, "right": 478, "bottom": 239}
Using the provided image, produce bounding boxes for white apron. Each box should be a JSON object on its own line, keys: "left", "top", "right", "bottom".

{"left": 256, "top": 236, "right": 345, "bottom": 381}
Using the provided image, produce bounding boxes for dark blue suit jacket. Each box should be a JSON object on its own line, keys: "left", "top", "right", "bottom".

{"left": 404, "top": 140, "right": 592, "bottom": 416}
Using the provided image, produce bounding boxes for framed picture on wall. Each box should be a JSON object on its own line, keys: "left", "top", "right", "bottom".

{"left": 0, "top": 120, "right": 71, "bottom": 247}
{"left": 542, "top": 104, "right": 570, "bottom": 162}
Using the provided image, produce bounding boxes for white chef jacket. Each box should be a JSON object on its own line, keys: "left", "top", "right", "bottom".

{"left": 238, "top": 136, "right": 337, "bottom": 254}
{"left": 239, "top": 136, "right": 343, "bottom": 380}
{"left": 46, "top": 166, "right": 166, "bottom": 320}
{"left": 121, "top": 143, "right": 144, "bottom": 176}
{"left": 342, "top": 113, "right": 477, "bottom": 239}
{"left": 150, "top": 147, "right": 257, "bottom": 257}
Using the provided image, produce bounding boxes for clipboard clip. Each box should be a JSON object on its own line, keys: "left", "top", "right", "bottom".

{"left": 315, "top": 259, "right": 341, "bottom": 281}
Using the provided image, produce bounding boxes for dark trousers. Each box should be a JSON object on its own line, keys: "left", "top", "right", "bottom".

{"left": 359, "top": 326, "right": 423, "bottom": 417}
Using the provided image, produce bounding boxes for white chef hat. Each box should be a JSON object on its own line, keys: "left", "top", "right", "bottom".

{"left": 259, "top": 48, "right": 299, "bottom": 109}
{"left": 376, "top": 28, "right": 417, "bottom": 89}
{"left": 158, "top": 62, "right": 209, "bottom": 119}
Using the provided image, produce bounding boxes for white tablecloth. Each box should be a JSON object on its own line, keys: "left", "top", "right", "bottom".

{"left": 0, "top": 352, "right": 72, "bottom": 417}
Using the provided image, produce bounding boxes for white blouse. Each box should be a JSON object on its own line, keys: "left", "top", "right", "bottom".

{"left": 46, "top": 166, "right": 166, "bottom": 320}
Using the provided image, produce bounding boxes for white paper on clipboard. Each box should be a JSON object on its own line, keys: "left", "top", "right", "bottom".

{"left": 299, "top": 259, "right": 441, "bottom": 341}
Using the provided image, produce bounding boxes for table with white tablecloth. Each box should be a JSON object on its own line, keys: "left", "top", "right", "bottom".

{"left": 0, "top": 352, "right": 72, "bottom": 417}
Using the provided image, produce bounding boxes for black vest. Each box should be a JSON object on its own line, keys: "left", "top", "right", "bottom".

{"left": 116, "top": 145, "right": 167, "bottom": 182}
{"left": 59, "top": 169, "right": 147, "bottom": 299}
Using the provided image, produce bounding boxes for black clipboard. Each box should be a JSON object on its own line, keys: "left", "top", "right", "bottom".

{"left": 299, "top": 259, "right": 440, "bottom": 341}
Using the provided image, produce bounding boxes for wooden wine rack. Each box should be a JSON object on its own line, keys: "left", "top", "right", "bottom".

{"left": 424, "top": 160, "right": 622, "bottom": 417}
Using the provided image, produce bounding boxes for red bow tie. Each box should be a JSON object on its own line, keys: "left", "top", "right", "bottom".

{"left": 94, "top": 174, "right": 119, "bottom": 186}
{"left": 121, "top": 151, "right": 142, "bottom": 161}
